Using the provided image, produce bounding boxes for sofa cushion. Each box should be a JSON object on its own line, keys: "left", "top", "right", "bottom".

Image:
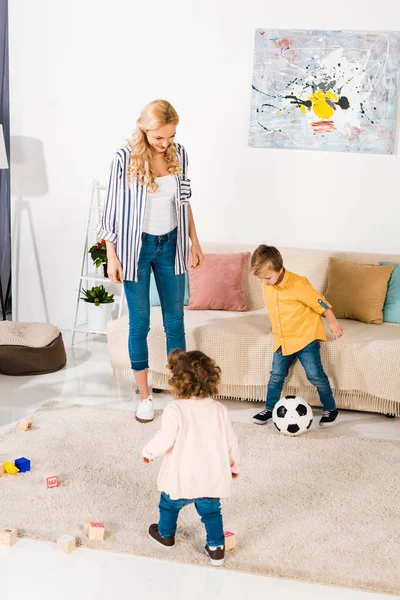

{"left": 325, "top": 258, "right": 395, "bottom": 325}
{"left": 380, "top": 262, "right": 400, "bottom": 324}
{"left": 150, "top": 272, "right": 190, "bottom": 307}
{"left": 186, "top": 252, "right": 250, "bottom": 312}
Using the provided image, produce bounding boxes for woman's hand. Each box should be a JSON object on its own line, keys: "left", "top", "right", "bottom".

{"left": 191, "top": 243, "right": 203, "bottom": 270}
{"left": 107, "top": 254, "right": 123, "bottom": 284}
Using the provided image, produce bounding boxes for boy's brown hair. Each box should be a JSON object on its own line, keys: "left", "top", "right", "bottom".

{"left": 167, "top": 350, "right": 221, "bottom": 399}
{"left": 250, "top": 245, "right": 283, "bottom": 276}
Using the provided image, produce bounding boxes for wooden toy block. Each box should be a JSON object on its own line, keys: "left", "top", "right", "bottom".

{"left": 14, "top": 457, "right": 31, "bottom": 473}
{"left": 0, "top": 528, "right": 18, "bottom": 546}
{"left": 224, "top": 531, "right": 236, "bottom": 551}
{"left": 17, "top": 419, "right": 32, "bottom": 431}
{"left": 57, "top": 534, "right": 76, "bottom": 554}
{"left": 83, "top": 520, "right": 96, "bottom": 536}
{"left": 88, "top": 522, "right": 105, "bottom": 541}
{"left": 0, "top": 462, "right": 4, "bottom": 476}
{"left": 44, "top": 474, "right": 59, "bottom": 489}
{"left": 4, "top": 461, "right": 19, "bottom": 475}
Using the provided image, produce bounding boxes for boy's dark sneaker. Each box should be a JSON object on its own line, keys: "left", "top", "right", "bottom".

{"left": 319, "top": 409, "right": 339, "bottom": 427}
{"left": 252, "top": 409, "right": 273, "bottom": 425}
{"left": 205, "top": 545, "right": 225, "bottom": 567}
{"left": 148, "top": 524, "right": 175, "bottom": 549}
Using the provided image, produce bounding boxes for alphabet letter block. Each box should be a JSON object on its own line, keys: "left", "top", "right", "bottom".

{"left": 44, "top": 474, "right": 59, "bottom": 489}
{"left": 57, "top": 534, "right": 76, "bottom": 554}
{"left": 224, "top": 531, "right": 236, "bottom": 551}
{"left": 88, "top": 522, "right": 105, "bottom": 541}
{"left": 0, "top": 528, "right": 17, "bottom": 546}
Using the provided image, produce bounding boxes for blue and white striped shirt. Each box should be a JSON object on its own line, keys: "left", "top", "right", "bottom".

{"left": 98, "top": 143, "right": 191, "bottom": 282}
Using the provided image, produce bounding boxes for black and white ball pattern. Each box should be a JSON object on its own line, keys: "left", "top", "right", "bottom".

{"left": 272, "top": 395, "right": 313, "bottom": 436}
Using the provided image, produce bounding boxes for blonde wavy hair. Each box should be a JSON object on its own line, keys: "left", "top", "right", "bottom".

{"left": 127, "top": 99, "right": 181, "bottom": 192}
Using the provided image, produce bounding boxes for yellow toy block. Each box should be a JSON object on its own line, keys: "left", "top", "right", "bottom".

{"left": 4, "top": 461, "right": 20, "bottom": 475}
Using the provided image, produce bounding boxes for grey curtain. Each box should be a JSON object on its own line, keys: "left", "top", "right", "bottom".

{"left": 0, "top": 0, "right": 10, "bottom": 317}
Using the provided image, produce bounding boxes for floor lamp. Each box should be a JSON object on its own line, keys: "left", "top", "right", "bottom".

{"left": 0, "top": 124, "right": 9, "bottom": 320}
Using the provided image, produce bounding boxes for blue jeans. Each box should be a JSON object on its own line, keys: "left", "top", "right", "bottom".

{"left": 266, "top": 340, "right": 336, "bottom": 412}
{"left": 123, "top": 228, "right": 186, "bottom": 371}
{"left": 158, "top": 492, "right": 225, "bottom": 547}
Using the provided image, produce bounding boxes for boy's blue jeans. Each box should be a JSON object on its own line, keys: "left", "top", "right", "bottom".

{"left": 158, "top": 492, "right": 225, "bottom": 547}
{"left": 123, "top": 228, "right": 186, "bottom": 371}
{"left": 266, "top": 340, "right": 336, "bottom": 412}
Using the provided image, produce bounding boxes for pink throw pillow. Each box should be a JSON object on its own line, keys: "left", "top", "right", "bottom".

{"left": 186, "top": 252, "right": 250, "bottom": 311}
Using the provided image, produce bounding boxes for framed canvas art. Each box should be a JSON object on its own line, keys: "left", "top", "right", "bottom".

{"left": 249, "top": 29, "right": 400, "bottom": 153}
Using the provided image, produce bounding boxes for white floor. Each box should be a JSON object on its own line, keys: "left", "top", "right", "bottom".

{"left": 0, "top": 334, "right": 399, "bottom": 600}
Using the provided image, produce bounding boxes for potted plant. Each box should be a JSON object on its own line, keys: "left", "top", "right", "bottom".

{"left": 80, "top": 285, "right": 115, "bottom": 332}
{"left": 88, "top": 239, "right": 108, "bottom": 278}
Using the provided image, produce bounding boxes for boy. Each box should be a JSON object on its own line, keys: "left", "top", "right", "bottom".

{"left": 251, "top": 245, "right": 343, "bottom": 427}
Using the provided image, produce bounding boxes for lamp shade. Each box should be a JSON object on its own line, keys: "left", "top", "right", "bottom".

{"left": 0, "top": 124, "right": 8, "bottom": 169}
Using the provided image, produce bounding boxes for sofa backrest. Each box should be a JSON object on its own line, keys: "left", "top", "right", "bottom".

{"left": 201, "top": 243, "right": 400, "bottom": 311}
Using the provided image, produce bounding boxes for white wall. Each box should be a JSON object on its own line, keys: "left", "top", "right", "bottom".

{"left": 9, "top": 0, "right": 400, "bottom": 330}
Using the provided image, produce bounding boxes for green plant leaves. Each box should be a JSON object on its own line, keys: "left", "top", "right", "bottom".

{"left": 88, "top": 242, "right": 107, "bottom": 267}
{"left": 80, "top": 285, "right": 115, "bottom": 305}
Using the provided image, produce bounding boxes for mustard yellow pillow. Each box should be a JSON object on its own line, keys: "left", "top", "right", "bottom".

{"left": 325, "top": 258, "right": 395, "bottom": 324}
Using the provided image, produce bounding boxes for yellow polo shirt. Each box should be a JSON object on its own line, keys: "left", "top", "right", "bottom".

{"left": 263, "top": 269, "right": 331, "bottom": 356}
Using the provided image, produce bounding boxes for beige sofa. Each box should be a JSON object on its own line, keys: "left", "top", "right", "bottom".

{"left": 107, "top": 244, "right": 400, "bottom": 416}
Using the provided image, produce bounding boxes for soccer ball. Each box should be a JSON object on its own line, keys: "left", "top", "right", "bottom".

{"left": 272, "top": 395, "right": 313, "bottom": 436}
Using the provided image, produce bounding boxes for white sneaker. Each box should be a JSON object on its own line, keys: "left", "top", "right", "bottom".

{"left": 135, "top": 396, "right": 154, "bottom": 423}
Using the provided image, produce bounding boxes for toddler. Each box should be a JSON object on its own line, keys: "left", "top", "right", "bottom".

{"left": 142, "top": 350, "right": 240, "bottom": 567}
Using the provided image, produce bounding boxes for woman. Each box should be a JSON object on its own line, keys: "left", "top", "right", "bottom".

{"left": 98, "top": 100, "right": 203, "bottom": 423}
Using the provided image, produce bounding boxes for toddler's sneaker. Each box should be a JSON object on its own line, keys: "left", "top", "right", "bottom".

{"left": 252, "top": 409, "right": 273, "bottom": 425}
{"left": 136, "top": 395, "right": 154, "bottom": 423}
{"left": 205, "top": 545, "right": 225, "bottom": 567}
{"left": 148, "top": 524, "right": 175, "bottom": 549}
{"left": 319, "top": 409, "right": 339, "bottom": 427}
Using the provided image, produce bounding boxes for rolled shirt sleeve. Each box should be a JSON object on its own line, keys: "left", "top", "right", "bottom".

{"left": 97, "top": 153, "right": 122, "bottom": 243}
{"left": 296, "top": 277, "right": 332, "bottom": 315}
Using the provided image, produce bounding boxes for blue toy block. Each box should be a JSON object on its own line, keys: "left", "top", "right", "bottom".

{"left": 14, "top": 457, "right": 31, "bottom": 473}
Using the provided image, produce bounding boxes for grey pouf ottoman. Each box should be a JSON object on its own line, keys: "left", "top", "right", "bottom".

{"left": 0, "top": 321, "right": 67, "bottom": 376}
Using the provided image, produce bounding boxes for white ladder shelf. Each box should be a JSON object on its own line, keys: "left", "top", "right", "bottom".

{"left": 71, "top": 179, "right": 125, "bottom": 345}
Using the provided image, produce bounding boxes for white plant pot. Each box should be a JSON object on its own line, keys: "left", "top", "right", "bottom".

{"left": 86, "top": 303, "right": 113, "bottom": 332}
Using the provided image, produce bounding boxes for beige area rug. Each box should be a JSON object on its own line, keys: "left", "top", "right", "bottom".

{"left": 1, "top": 403, "right": 400, "bottom": 595}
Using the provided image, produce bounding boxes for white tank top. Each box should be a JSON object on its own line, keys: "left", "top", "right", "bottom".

{"left": 142, "top": 175, "right": 177, "bottom": 236}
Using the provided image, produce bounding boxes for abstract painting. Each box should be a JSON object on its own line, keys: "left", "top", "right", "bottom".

{"left": 249, "top": 29, "right": 400, "bottom": 153}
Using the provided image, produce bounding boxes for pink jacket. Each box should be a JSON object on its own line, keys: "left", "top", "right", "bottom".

{"left": 142, "top": 398, "right": 240, "bottom": 500}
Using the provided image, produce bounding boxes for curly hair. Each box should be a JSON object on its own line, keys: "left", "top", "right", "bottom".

{"left": 167, "top": 350, "right": 221, "bottom": 399}
{"left": 127, "top": 99, "right": 181, "bottom": 193}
